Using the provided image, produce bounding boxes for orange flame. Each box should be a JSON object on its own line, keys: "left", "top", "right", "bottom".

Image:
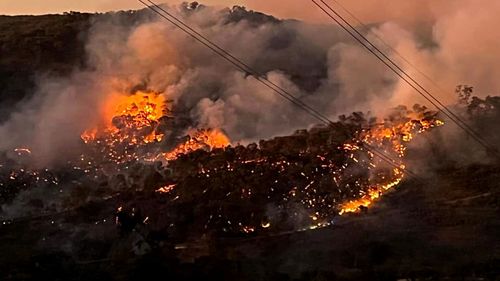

{"left": 162, "top": 129, "right": 230, "bottom": 161}
{"left": 81, "top": 91, "right": 167, "bottom": 145}
{"left": 338, "top": 113, "right": 444, "bottom": 215}
{"left": 156, "top": 184, "right": 176, "bottom": 194}
{"left": 81, "top": 90, "right": 231, "bottom": 163}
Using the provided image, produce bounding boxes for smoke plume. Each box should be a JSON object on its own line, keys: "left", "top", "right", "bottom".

{"left": 1, "top": 1, "right": 499, "bottom": 166}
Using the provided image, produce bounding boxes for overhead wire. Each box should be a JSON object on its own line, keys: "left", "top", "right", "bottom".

{"left": 323, "top": 0, "right": 496, "bottom": 152}
{"left": 138, "top": 0, "right": 426, "bottom": 182}
{"left": 312, "top": 0, "right": 497, "bottom": 155}
{"left": 144, "top": 0, "right": 332, "bottom": 126}
{"left": 327, "top": 0, "right": 476, "bottom": 105}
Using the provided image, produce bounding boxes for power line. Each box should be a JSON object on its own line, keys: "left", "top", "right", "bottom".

{"left": 138, "top": 0, "right": 424, "bottom": 182}
{"left": 319, "top": 1, "right": 495, "bottom": 154}
{"left": 326, "top": 0, "right": 492, "bottom": 126}
{"left": 313, "top": 0, "right": 492, "bottom": 152}
{"left": 312, "top": 0, "right": 497, "bottom": 155}
{"left": 328, "top": 0, "right": 444, "bottom": 90}
{"left": 327, "top": 0, "right": 472, "bottom": 105}
{"left": 142, "top": 0, "right": 331, "bottom": 126}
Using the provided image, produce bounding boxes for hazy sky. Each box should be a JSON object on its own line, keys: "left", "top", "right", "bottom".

{"left": 0, "top": 0, "right": 318, "bottom": 20}
{"left": 0, "top": 0, "right": 437, "bottom": 24}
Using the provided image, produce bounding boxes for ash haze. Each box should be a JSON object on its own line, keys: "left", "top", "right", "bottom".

{"left": 0, "top": 0, "right": 499, "bottom": 166}
{"left": 0, "top": 0, "right": 449, "bottom": 24}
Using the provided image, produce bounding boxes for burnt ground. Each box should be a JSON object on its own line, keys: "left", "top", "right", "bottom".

{"left": 0, "top": 161, "right": 498, "bottom": 281}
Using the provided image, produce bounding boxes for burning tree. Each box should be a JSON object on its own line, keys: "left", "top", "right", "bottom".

{"left": 102, "top": 104, "right": 444, "bottom": 240}
{"left": 0, "top": 85, "right": 444, "bottom": 241}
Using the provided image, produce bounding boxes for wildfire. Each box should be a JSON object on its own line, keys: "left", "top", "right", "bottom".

{"left": 338, "top": 110, "right": 444, "bottom": 215}
{"left": 1, "top": 93, "right": 446, "bottom": 240}
{"left": 162, "top": 129, "right": 230, "bottom": 161}
{"left": 338, "top": 173, "right": 403, "bottom": 215}
{"left": 82, "top": 91, "right": 167, "bottom": 146}
{"left": 74, "top": 95, "right": 442, "bottom": 234}
{"left": 80, "top": 89, "right": 231, "bottom": 167}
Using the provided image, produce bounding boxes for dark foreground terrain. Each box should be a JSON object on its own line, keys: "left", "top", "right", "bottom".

{"left": 0, "top": 161, "right": 498, "bottom": 280}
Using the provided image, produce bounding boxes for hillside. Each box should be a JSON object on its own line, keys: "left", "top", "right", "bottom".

{"left": 0, "top": 6, "right": 291, "bottom": 120}
{"left": 0, "top": 13, "right": 89, "bottom": 116}
{"left": 0, "top": 6, "right": 499, "bottom": 281}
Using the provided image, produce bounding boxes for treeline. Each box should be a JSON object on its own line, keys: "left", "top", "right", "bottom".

{"left": 0, "top": 4, "right": 281, "bottom": 120}
{"left": 0, "top": 10, "right": 155, "bottom": 119}
{"left": 0, "top": 13, "right": 91, "bottom": 118}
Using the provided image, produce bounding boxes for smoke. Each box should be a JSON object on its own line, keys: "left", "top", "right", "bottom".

{"left": 0, "top": 73, "right": 109, "bottom": 166}
{"left": 0, "top": 1, "right": 499, "bottom": 166}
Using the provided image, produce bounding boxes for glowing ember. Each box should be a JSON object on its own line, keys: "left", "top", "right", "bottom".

{"left": 339, "top": 175, "right": 403, "bottom": 215}
{"left": 338, "top": 109, "right": 444, "bottom": 215}
{"left": 162, "top": 129, "right": 230, "bottom": 161}
{"left": 156, "top": 184, "right": 176, "bottom": 194}
{"left": 81, "top": 128, "right": 98, "bottom": 144}
{"left": 241, "top": 226, "right": 255, "bottom": 233}
{"left": 14, "top": 148, "right": 32, "bottom": 155}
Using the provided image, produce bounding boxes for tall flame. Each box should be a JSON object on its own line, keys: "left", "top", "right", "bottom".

{"left": 82, "top": 90, "right": 167, "bottom": 145}
{"left": 81, "top": 90, "right": 230, "bottom": 163}
{"left": 162, "top": 129, "right": 230, "bottom": 161}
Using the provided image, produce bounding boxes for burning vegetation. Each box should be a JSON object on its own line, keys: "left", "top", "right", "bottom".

{"left": 128, "top": 104, "right": 444, "bottom": 237}
{"left": 1, "top": 5, "right": 499, "bottom": 279}
{"left": 82, "top": 91, "right": 168, "bottom": 146}
{"left": 1, "top": 81, "right": 499, "bottom": 281}
{"left": 1, "top": 85, "right": 445, "bottom": 238}
{"left": 81, "top": 90, "right": 230, "bottom": 162}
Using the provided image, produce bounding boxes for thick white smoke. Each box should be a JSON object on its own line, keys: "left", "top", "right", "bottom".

{"left": 0, "top": 1, "right": 499, "bottom": 166}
